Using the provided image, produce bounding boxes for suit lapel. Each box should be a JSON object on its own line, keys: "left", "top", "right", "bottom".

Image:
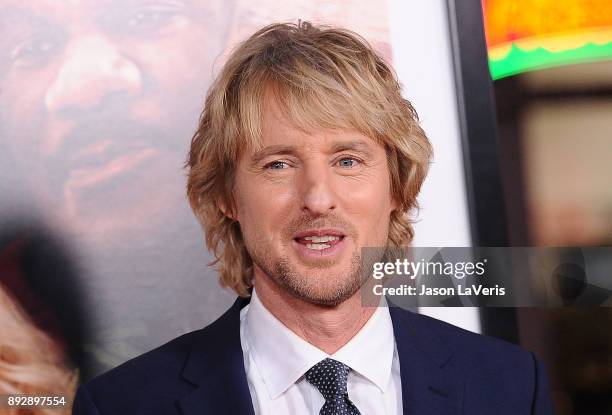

{"left": 178, "top": 296, "right": 255, "bottom": 415}
{"left": 389, "top": 306, "right": 462, "bottom": 415}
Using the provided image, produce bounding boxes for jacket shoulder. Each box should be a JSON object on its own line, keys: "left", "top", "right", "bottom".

{"left": 74, "top": 298, "right": 246, "bottom": 414}
{"left": 404, "top": 309, "right": 535, "bottom": 370}
{"left": 396, "top": 309, "right": 553, "bottom": 413}
{"left": 75, "top": 328, "right": 203, "bottom": 414}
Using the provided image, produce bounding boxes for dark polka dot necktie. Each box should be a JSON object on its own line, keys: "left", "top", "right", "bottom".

{"left": 305, "top": 358, "right": 361, "bottom": 415}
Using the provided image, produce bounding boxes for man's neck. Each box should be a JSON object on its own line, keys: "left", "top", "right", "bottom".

{"left": 253, "top": 273, "right": 377, "bottom": 355}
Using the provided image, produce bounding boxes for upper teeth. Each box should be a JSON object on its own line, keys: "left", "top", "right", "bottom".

{"left": 302, "top": 235, "right": 340, "bottom": 243}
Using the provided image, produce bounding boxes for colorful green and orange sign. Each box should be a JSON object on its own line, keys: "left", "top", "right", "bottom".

{"left": 482, "top": 0, "right": 612, "bottom": 79}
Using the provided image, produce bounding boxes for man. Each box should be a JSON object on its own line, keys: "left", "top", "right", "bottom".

{"left": 1, "top": 0, "right": 234, "bottom": 238}
{"left": 0, "top": 0, "right": 232, "bottom": 239}
{"left": 0, "top": 0, "right": 235, "bottom": 373}
{"left": 72, "top": 21, "right": 554, "bottom": 414}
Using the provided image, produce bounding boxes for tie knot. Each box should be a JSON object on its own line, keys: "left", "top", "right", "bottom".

{"left": 305, "top": 358, "right": 351, "bottom": 399}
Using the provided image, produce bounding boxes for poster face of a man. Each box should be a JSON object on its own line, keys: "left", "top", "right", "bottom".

{"left": 0, "top": 0, "right": 236, "bottom": 374}
{"left": 0, "top": 0, "right": 232, "bottom": 239}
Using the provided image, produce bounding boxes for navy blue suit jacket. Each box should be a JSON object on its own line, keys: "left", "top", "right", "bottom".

{"left": 73, "top": 296, "right": 554, "bottom": 414}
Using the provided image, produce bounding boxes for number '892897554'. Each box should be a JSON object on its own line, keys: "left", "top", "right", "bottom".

{"left": 4, "top": 395, "right": 67, "bottom": 407}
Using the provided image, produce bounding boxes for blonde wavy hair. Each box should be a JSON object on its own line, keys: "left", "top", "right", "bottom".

{"left": 0, "top": 284, "right": 76, "bottom": 414}
{"left": 187, "top": 21, "right": 432, "bottom": 297}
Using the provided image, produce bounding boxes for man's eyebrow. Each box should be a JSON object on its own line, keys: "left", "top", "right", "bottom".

{"left": 329, "top": 140, "right": 376, "bottom": 157}
{"left": 250, "top": 145, "right": 299, "bottom": 165}
{"left": 1, "top": 7, "right": 56, "bottom": 36}
{"left": 250, "top": 140, "right": 377, "bottom": 164}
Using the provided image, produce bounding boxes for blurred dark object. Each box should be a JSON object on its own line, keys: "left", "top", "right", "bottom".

{"left": 0, "top": 220, "right": 93, "bottom": 380}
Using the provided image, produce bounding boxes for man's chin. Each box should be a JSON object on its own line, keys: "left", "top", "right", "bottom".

{"left": 57, "top": 166, "right": 184, "bottom": 243}
{"left": 61, "top": 212, "right": 148, "bottom": 246}
{"left": 299, "top": 290, "right": 359, "bottom": 307}
{"left": 293, "top": 286, "right": 362, "bottom": 308}
{"left": 276, "top": 271, "right": 364, "bottom": 308}
{"left": 57, "top": 198, "right": 181, "bottom": 249}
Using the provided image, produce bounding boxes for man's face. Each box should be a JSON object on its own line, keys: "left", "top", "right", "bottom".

{"left": 0, "top": 0, "right": 231, "bottom": 238}
{"left": 233, "top": 99, "right": 397, "bottom": 306}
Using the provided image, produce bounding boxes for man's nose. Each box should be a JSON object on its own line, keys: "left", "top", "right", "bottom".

{"left": 299, "top": 163, "right": 338, "bottom": 216}
{"left": 45, "top": 35, "right": 142, "bottom": 115}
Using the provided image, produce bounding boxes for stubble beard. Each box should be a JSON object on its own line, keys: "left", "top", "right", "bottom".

{"left": 253, "top": 249, "right": 366, "bottom": 307}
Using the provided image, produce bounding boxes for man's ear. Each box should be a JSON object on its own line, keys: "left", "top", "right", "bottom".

{"left": 219, "top": 200, "right": 238, "bottom": 221}
{"left": 390, "top": 195, "right": 400, "bottom": 213}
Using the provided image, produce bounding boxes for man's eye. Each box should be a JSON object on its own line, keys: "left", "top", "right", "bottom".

{"left": 337, "top": 157, "right": 360, "bottom": 168}
{"left": 12, "top": 36, "right": 61, "bottom": 67}
{"left": 128, "top": 10, "right": 173, "bottom": 30}
{"left": 265, "top": 161, "right": 289, "bottom": 170}
{"left": 126, "top": 2, "right": 186, "bottom": 32}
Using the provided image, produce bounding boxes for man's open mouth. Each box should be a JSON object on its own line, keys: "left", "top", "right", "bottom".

{"left": 60, "top": 137, "right": 160, "bottom": 189}
{"left": 293, "top": 229, "right": 347, "bottom": 253}
{"left": 294, "top": 235, "right": 345, "bottom": 250}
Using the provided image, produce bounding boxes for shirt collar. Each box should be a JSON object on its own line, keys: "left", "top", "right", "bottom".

{"left": 331, "top": 295, "right": 395, "bottom": 393}
{"left": 244, "top": 289, "right": 395, "bottom": 399}
{"left": 244, "top": 289, "right": 327, "bottom": 399}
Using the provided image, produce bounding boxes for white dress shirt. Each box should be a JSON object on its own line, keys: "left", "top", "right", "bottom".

{"left": 239, "top": 289, "right": 403, "bottom": 414}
